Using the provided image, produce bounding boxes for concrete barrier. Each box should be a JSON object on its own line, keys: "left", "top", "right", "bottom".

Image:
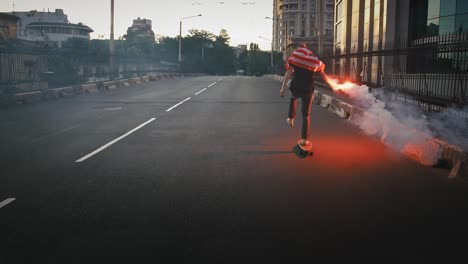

{"left": 313, "top": 90, "right": 322, "bottom": 104}
{"left": 433, "top": 140, "right": 468, "bottom": 179}
{"left": 131, "top": 77, "right": 142, "bottom": 84}
{"left": 103, "top": 81, "right": 117, "bottom": 90}
{"left": 329, "top": 98, "right": 353, "bottom": 119}
{"left": 41, "top": 89, "right": 60, "bottom": 100}
{"left": 14, "top": 91, "right": 43, "bottom": 104}
{"left": 81, "top": 83, "right": 99, "bottom": 94}
{"left": 319, "top": 93, "right": 332, "bottom": 108}
{"left": 72, "top": 85, "right": 84, "bottom": 94}
{"left": 51, "top": 86, "right": 75, "bottom": 97}
{"left": 1, "top": 73, "right": 200, "bottom": 107}
{"left": 119, "top": 79, "right": 131, "bottom": 87}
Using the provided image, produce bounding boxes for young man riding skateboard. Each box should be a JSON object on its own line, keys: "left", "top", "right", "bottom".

{"left": 280, "top": 43, "right": 325, "bottom": 148}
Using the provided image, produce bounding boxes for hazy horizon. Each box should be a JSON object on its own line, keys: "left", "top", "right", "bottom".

{"left": 1, "top": 0, "right": 274, "bottom": 50}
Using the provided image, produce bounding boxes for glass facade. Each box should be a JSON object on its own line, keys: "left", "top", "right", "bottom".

{"left": 456, "top": 0, "right": 468, "bottom": 32}
{"left": 427, "top": 0, "right": 440, "bottom": 36}
{"left": 426, "top": 0, "right": 468, "bottom": 36}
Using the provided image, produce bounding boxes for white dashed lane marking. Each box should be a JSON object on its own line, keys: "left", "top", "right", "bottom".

{"left": 166, "top": 97, "right": 191, "bottom": 112}
{"left": 195, "top": 88, "right": 207, "bottom": 95}
{"left": 75, "top": 118, "right": 157, "bottom": 163}
{"left": 0, "top": 198, "right": 16, "bottom": 209}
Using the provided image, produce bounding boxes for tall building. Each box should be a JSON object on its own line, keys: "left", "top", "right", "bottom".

{"left": 272, "top": 0, "right": 335, "bottom": 55}
{"left": 126, "top": 18, "right": 155, "bottom": 42}
{"left": 11, "top": 9, "right": 93, "bottom": 48}
{"left": 333, "top": 0, "right": 468, "bottom": 103}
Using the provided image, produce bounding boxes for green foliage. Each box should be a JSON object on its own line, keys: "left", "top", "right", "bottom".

{"left": 47, "top": 54, "right": 85, "bottom": 88}
{"left": 180, "top": 28, "right": 235, "bottom": 74}
{"left": 188, "top": 29, "right": 215, "bottom": 41}
{"left": 234, "top": 42, "right": 273, "bottom": 76}
{"left": 44, "top": 28, "right": 277, "bottom": 82}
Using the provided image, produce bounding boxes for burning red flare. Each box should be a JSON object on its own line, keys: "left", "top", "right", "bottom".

{"left": 320, "top": 71, "right": 357, "bottom": 92}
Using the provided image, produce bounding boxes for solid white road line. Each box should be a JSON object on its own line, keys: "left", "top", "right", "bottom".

{"left": 75, "top": 118, "right": 157, "bottom": 163}
{"left": 207, "top": 82, "right": 217, "bottom": 88}
{"left": 0, "top": 198, "right": 16, "bottom": 209}
{"left": 166, "top": 97, "right": 191, "bottom": 112}
{"left": 195, "top": 88, "right": 207, "bottom": 95}
{"left": 218, "top": 78, "right": 224, "bottom": 81}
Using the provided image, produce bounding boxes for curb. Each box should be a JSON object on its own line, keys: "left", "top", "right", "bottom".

{"left": 3, "top": 73, "right": 204, "bottom": 107}
{"left": 14, "top": 91, "right": 43, "bottom": 104}
{"left": 265, "top": 74, "right": 468, "bottom": 179}
{"left": 103, "top": 81, "right": 117, "bottom": 91}
{"left": 81, "top": 83, "right": 99, "bottom": 94}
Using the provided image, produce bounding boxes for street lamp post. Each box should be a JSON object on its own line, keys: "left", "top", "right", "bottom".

{"left": 110, "top": 0, "right": 115, "bottom": 80}
{"left": 259, "top": 36, "right": 274, "bottom": 71}
{"left": 179, "top": 14, "right": 202, "bottom": 72}
{"left": 317, "top": 0, "right": 323, "bottom": 55}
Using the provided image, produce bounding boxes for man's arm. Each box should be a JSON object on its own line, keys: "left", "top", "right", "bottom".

{"left": 280, "top": 67, "right": 293, "bottom": 97}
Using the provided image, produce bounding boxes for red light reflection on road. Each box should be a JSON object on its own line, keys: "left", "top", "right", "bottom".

{"left": 310, "top": 134, "right": 395, "bottom": 171}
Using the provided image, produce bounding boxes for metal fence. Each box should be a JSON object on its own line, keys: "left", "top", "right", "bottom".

{"left": 0, "top": 50, "right": 48, "bottom": 94}
{"left": 325, "top": 32, "right": 468, "bottom": 107}
{"left": 0, "top": 48, "right": 179, "bottom": 94}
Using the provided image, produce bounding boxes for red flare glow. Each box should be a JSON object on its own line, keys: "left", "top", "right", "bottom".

{"left": 320, "top": 71, "right": 357, "bottom": 92}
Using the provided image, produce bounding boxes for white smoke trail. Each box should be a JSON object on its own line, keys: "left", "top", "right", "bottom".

{"left": 322, "top": 76, "right": 448, "bottom": 166}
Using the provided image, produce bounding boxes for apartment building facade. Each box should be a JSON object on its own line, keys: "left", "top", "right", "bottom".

{"left": 272, "top": 0, "right": 335, "bottom": 56}
{"left": 11, "top": 9, "right": 93, "bottom": 48}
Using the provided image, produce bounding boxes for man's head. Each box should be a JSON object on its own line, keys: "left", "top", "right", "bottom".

{"left": 297, "top": 43, "right": 316, "bottom": 55}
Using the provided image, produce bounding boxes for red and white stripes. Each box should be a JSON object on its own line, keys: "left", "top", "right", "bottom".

{"left": 286, "top": 47, "right": 324, "bottom": 72}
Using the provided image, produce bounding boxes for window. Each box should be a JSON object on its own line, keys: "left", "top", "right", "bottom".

{"left": 336, "top": 1, "right": 343, "bottom": 21}
{"left": 335, "top": 21, "right": 342, "bottom": 43}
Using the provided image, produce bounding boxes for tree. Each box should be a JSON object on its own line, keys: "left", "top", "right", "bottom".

{"left": 234, "top": 43, "right": 275, "bottom": 75}
{"left": 177, "top": 28, "right": 235, "bottom": 75}
{"left": 188, "top": 29, "right": 216, "bottom": 41}
{"left": 216, "top": 29, "right": 230, "bottom": 45}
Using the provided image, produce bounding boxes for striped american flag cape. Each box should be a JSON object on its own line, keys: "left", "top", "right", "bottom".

{"left": 286, "top": 46, "right": 324, "bottom": 72}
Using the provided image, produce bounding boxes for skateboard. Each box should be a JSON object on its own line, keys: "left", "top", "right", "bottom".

{"left": 296, "top": 140, "right": 313, "bottom": 156}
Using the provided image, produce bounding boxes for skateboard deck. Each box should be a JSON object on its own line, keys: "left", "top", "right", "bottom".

{"left": 297, "top": 140, "right": 313, "bottom": 156}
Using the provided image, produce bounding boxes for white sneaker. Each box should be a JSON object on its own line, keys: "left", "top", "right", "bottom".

{"left": 299, "top": 139, "right": 311, "bottom": 146}
{"left": 286, "top": 118, "right": 294, "bottom": 127}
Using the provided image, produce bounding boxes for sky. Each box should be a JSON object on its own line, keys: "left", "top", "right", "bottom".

{"left": 1, "top": 0, "right": 274, "bottom": 50}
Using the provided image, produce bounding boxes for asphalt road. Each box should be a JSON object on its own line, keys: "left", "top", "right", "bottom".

{"left": 1, "top": 76, "right": 467, "bottom": 262}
